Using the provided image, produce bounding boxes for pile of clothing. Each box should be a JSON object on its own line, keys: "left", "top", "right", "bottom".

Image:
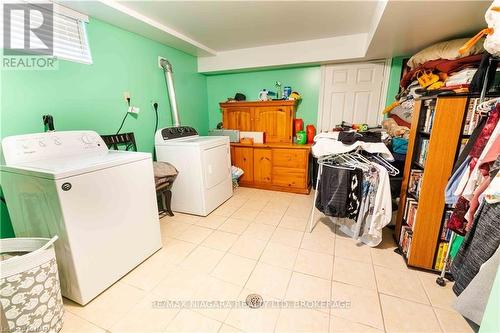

{"left": 385, "top": 38, "right": 487, "bottom": 129}
{"left": 312, "top": 131, "right": 393, "bottom": 161}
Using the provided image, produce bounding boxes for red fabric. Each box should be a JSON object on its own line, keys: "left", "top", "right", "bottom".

{"left": 389, "top": 114, "right": 411, "bottom": 128}
{"left": 479, "top": 135, "right": 500, "bottom": 175}
{"left": 400, "top": 54, "right": 483, "bottom": 89}
{"left": 469, "top": 106, "right": 499, "bottom": 170}
{"left": 448, "top": 196, "right": 470, "bottom": 236}
{"left": 449, "top": 108, "right": 499, "bottom": 235}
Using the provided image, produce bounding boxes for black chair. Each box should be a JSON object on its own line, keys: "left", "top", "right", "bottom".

{"left": 100, "top": 132, "right": 137, "bottom": 151}
{"left": 100, "top": 132, "right": 176, "bottom": 217}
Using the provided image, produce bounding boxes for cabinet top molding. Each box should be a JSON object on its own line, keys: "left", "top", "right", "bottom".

{"left": 220, "top": 100, "right": 298, "bottom": 108}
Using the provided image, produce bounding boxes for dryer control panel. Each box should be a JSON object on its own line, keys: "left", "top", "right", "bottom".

{"left": 160, "top": 126, "right": 198, "bottom": 141}
{"left": 1, "top": 131, "right": 107, "bottom": 165}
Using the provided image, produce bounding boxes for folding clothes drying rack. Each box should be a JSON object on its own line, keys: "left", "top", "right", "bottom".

{"left": 308, "top": 151, "right": 399, "bottom": 233}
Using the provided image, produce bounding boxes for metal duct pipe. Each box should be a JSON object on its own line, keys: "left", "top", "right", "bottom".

{"left": 160, "top": 59, "right": 181, "bottom": 127}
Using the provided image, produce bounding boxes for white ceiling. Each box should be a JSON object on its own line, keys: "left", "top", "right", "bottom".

{"left": 121, "top": 1, "right": 378, "bottom": 51}
{"left": 60, "top": 0, "right": 491, "bottom": 73}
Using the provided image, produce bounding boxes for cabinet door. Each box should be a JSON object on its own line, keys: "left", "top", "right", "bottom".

{"left": 254, "top": 149, "right": 272, "bottom": 184}
{"left": 233, "top": 147, "right": 254, "bottom": 183}
{"left": 223, "top": 107, "right": 253, "bottom": 131}
{"left": 254, "top": 107, "right": 292, "bottom": 143}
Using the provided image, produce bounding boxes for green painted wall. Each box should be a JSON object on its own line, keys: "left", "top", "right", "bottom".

{"left": 206, "top": 66, "right": 321, "bottom": 130}
{"left": 385, "top": 56, "right": 408, "bottom": 106}
{"left": 479, "top": 268, "right": 500, "bottom": 332}
{"left": 205, "top": 57, "right": 408, "bottom": 129}
{"left": 0, "top": 18, "right": 208, "bottom": 237}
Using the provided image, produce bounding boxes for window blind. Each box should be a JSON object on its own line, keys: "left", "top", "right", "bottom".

{"left": 7, "top": 2, "right": 92, "bottom": 64}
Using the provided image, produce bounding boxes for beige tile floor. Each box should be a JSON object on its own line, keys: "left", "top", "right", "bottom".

{"left": 62, "top": 187, "right": 477, "bottom": 333}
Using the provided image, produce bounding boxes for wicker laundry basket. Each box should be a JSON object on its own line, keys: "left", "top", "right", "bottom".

{"left": 0, "top": 236, "right": 64, "bottom": 333}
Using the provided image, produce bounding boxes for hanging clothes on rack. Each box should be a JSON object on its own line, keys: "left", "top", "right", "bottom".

{"left": 450, "top": 200, "right": 500, "bottom": 295}
{"left": 338, "top": 163, "right": 392, "bottom": 247}
{"left": 315, "top": 166, "right": 354, "bottom": 218}
{"left": 310, "top": 151, "right": 393, "bottom": 247}
{"left": 447, "top": 102, "right": 500, "bottom": 235}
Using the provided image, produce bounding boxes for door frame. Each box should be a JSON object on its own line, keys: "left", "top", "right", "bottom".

{"left": 317, "top": 59, "right": 391, "bottom": 131}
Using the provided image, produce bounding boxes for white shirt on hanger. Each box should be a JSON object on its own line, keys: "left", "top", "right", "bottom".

{"left": 335, "top": 164, "right": 392, "bottom": 247}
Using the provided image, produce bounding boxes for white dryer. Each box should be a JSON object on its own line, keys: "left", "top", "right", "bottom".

{"left": 0, "top": 131, "right": 162, "bottom": 305}
{"left": 155, "top": 126, "right": 232, "bottom": 216}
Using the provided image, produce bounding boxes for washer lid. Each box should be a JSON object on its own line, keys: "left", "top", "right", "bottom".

{"left": 155, "top": 136, "right": 229, "bottom": 148}
{"left": 0, "top": 150, "right": 151, "bottom": 179}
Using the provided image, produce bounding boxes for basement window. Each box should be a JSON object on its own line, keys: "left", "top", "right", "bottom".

{"left": 7, "top": 2, "right": 92, "bottom": 64}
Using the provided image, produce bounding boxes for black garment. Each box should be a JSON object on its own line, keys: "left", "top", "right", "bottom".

{"left": 338, "top": 131, "right": 382, "bottom": 145}
{"left": 346, "top": 169, "right": 363, "bottom": 220}
{"left": 451, "top": 202, "right": 500, "bottom": 295}
{"left": 470, "top": 53, "right": 499, "bottom": 93}
{"left": 315, "top": 166, "right": 351, "bottom": 218}
{"left": 451, "top": 115, "right": 487, "bottom": 175}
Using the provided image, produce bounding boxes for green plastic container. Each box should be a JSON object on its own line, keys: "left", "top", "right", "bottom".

{"left": 296, "top": 130, "right": 307, "bottom": 145}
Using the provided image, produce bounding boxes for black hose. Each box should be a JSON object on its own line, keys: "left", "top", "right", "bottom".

{"left": 116, "top": 97, "right": 131, "bottom": 135}
{"left": 115, "top": 112, "right": 129, "bottom": 135}
{"left": 153, "top": 102, "right": 159, "bottom": 134}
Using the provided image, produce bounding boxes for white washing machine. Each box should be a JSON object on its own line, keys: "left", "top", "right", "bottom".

{"left": 155, "top": 126, "right": 233, "bottom": 216}
{"left": 0, "top": 131, "right": 162, "bottom": 305}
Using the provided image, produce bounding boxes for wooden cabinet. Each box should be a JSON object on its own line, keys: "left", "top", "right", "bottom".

{"left": 221, "top": 100, "right": 308, "bottom": 194}
{"left": 232, "top": 147, "right": 254, "bottom": 184}
{"left": 222, "top": 106, "right": 253, "bottom": 131}
{"left": 220, "top": 100, "right": 296, "bottom": 143}
{"left": 254, "top": 106, "right": 292, "bottom": 143}
{"left": 254, "top": 148, "right": 272, "bottom": 184}
{"left": 231, "top": 143, "right": 310, "bottom": 194}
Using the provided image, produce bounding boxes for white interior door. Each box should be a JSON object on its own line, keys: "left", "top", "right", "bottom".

{"left": 317, "top": 61, "right": 388, "bottom": 132}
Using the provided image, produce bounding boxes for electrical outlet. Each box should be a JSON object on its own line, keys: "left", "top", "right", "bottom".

{"left": 128, "top": 106, "right": 140, "bottom": 114}
{"left": 158, "top": 56, "right": 167, "bottom": 69}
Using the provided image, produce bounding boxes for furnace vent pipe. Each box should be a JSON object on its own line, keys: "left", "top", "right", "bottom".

{"left": 160, "top": 59, "right": 180, "bottom": 127}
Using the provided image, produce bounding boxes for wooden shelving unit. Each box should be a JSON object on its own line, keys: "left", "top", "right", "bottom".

{"left": 395, "top": 95, "right": 477, "bottom": 270}
{"left": 220, "top": 100, "right": 311, "bottom": 194}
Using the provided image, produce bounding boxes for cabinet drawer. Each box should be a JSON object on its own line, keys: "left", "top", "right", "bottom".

{"left": 273, "top": 149, "right": 308, "bottom": 168}
{"left": 272, "top": 167, "right": 306, "bottom": 189}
